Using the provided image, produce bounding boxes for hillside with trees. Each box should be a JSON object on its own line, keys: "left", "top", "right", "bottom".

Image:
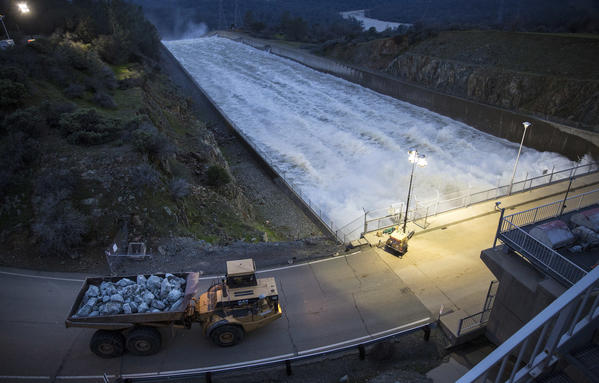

{"left": 0, "top": 0, "right": 315, "bottom": 272}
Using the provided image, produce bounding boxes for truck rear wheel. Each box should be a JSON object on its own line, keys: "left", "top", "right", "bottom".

{"left": 210, "top": 325, "right": 244, "bottom": 347}
{"left": 90, "top": 330, "right": 125, "bottom": 358}
{"left": 126, "top": 326, "right": 162, "bottom": 356}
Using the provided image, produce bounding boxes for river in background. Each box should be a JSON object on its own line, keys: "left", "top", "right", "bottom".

{"left": 339, "top": 10, "right": 412, "bottom": 32}
{"left": 164, "top": 36, "right": 581, "bottom": 229}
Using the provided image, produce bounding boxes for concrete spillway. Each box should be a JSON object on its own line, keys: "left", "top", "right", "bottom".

{"left": 164, "top": 36, "right": 580, "bottom": 230}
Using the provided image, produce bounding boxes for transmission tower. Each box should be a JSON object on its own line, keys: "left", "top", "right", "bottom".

{"left": 218, "top": 0, "right": 226, "bottom": 30}
{"left": 234, "top": 0, "right": 239, "bottom": 28}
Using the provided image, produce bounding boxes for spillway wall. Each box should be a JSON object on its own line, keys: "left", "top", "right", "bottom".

{"left": 160, "top": 44, "right": 340, "bottom": 242}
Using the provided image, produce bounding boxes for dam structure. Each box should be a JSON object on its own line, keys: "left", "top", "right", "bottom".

{"left": 164, "top": 36, "right": 583, "bottom": 238}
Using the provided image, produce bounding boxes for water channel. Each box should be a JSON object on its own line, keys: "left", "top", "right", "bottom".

{"left": 164, "top": 36, "right": 580, "bottom": 230}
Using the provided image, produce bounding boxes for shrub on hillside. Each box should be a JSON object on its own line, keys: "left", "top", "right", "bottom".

{"left": 0, "top": 66, "right": 28, "bottom": 84}
{"left": 169, "top": 177, "right": 190, "bottom": 199}
{"left": 206, "top": 165, "right": 231, "bottom": 187}
{"left": 32, "top": 199, "right": 88, "bottom": 257}
{"left": 94, "top": 91, "right": 117, "bottom": 109}
{"left": 0, "top": 133, "right": 40, "bottom": 195}
{"left": 130, "top": 163, "right": 160, "bottom": 193}
{"left": 39, "top": 102, "right": 77, "bottom": 129}
{"left": 55, "top": 40, "right": 94, "bottom": 70}
{"left": 3, "top": 107, "right": 47, "bottom": 138}
{"left": 34, "top": 169, "right": 76, "bottom": 200}
{"left": 0, "top": 79, "right": 28, "bottom": 108}
{"left": 59, "top": 108, "right": 122, "bottom": 145}
{"left": 94, "top": 34, "right": 132, "bottom": 65}
{"left": 64, "top": 83, "right": 85, "bottom": 99}
{"left": 131, "top": 122, "right": 174, "bottom": 161}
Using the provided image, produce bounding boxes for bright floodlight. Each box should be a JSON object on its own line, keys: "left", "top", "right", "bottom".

{"left": 17, "top": 3, "right": 30, "bottom": 13}
{"left": 408, "top": 149, "right": 427, "bottom": 167}
{"left": 523, "top": 121, "right": 531, "bottom": 129}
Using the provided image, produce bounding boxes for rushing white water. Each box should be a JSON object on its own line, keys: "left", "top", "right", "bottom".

{"left": 164, "top": 37, "right": 583, "bottom": 229}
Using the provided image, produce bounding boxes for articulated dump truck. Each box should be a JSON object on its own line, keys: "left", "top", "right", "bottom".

{"left": 66, "top": 259, "right": 282, "bottom": 358}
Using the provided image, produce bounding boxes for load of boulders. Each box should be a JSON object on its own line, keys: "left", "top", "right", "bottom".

{"left": 74, "top": 274, "right": 186, "bottom": 317}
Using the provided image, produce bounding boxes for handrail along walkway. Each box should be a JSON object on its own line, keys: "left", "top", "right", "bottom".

{"left": 457, "top": 265, "right": 599, "bottom": 383}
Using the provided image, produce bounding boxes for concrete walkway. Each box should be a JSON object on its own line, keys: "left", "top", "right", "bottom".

{"left": 363, "top": 172, "right": 599, "bottom": 344}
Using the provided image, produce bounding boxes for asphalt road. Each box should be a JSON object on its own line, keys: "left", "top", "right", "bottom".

{"left": 0, "top": 249, "right": 431, "bottom": 382}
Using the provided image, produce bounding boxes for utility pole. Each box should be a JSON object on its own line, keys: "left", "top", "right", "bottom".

{"left": 218, "top": 0, "right": 225, "bottom": 30}
{"left": 234, "top": 0, "right": 239, "bottom": 28}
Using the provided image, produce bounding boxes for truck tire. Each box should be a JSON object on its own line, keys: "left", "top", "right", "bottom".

{"left": 126, "top": 326, "right": 162, "bottom": 356}
{"left": 210, "top": 324, "right": 244, "bottom": 347}
{"left": 90, "top": 330, "right": 125, "bottom": 358}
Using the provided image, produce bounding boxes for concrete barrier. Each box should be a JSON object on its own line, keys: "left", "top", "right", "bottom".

{"left": 159, "top": 44, "right": 339, "bottom": 242}
{"left": 221, "top": 32, "right": 599, "bottom": 161}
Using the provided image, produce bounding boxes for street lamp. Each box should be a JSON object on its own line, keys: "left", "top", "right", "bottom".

{"left": 0, "top": 14, "right": 10, "bottom": 40}
{"left": 508, "top": 122, "right": 531, "bottom": 195}
{"left": 0, "top": 2, "right": 30, "bottom": 44}
{"left": 17, "top": 3, "right": 30, "bottom": 14}
{"left": 403, "top": 149, "right": 427, "bottom": 233}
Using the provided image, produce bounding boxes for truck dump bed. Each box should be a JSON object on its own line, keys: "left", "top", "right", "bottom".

{"left": 65, "top": 272, "right": 200, "bottom": 330}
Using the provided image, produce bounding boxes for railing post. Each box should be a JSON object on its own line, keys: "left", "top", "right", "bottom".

{"left": 358, "top": 344, "right": 366, "bottom": 360}
{"left": 493, "top": 208, "right": 506, "bottom": 248}
{"left": 549, "top": 165, "right": 555, "bottom": 183}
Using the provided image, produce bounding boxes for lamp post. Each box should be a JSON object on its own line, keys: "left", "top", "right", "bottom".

{"left": 0, "top": 15, "right": 9, "bottom": 40}
{"left": 0, "top": 2, "right": 30, "bottom": 42}
{"left": 403, "top": 149, "right": 427, "bottom": 233}
{"left": 508, "top": 121, "right": 531, "bottom": 195}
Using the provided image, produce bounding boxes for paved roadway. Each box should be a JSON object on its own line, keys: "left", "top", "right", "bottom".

{"left": 0, "top": 250, "right": 431, "bottom": 382}
{"left": 2, "top": 173, "right": 598, "bottom": 382}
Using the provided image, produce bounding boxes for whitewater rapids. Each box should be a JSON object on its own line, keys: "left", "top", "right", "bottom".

{"left": 164, "top": 36, "right": 581, "bottom": 229}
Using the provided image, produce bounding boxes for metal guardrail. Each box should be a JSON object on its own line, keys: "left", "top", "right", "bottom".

{"left": 499, "top": 221, "right": 587, "bottom": 286}
{"left": 457, "top": 280, "right": 498, "bottom": 336}
{"left": 110, "top": 318, "right": 432, "bottom": 383}
{"left": 457, "top": 265, "right": 599, "bottom": 383}
{"left": 495, "top": 188, "right": 599, "bottom": 285}
{"left": 341, "top": 163, "right": 597, "bottom": 242}
{"left": 457, "top": 310, "right": 493, "bottom": 337}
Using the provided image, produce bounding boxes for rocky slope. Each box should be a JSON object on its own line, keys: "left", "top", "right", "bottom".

{"left": 320, "top": 30, "right": 599, "bottom": 132}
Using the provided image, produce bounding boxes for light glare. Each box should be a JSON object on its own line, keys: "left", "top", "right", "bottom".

{"left": 17, "top": 3, "right": 30, "bottom": 13}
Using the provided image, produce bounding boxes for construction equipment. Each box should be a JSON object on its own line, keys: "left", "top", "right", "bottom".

{"left": 385, "top": 230, "right": 415, "bottom": 256}
{"left": 66, "top": 259, "right": 282, "bottom": 358}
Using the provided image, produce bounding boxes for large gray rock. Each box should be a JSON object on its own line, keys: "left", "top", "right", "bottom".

{"left": 143, "top": 291, "right": 155, "bottom": 305}
{"left": 75, "top": 274, "right": 187, "bottom": 317}
{"left": 76, "top": 303, "right": 92, "bottom": 317}
{"left": 137, "top": 275, "right": 147, "bottom": 287}
{"left": 160, "top": 278, "right": 172, "bottom": 299}
{"left": 116, "top": 278, "right": 135, "bottom": 287}
{"left": 110, "top": 294, "right": 124, "bottom": 303}
{"left": 170, "top": 297, "right": 184, "bottom": 311}
{"left": 167, "top": 288, "right": 182, "bottom": 303}
{"left": 147, "top": 275, "right": 162, "bottom": 291}
{"left": 85, "top": 285, "right": 100, "bottom": 298}
{"left": 100, "top": 302, "right": 122, "bottom": 315}
{"left": 100, "top": 281, "right": 117, "bottom": 296}
{"left": 151, "top": 299, "right": 166, "bottom": 310}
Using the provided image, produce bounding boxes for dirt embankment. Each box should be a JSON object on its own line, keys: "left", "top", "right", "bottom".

{"left": 321, "top": 30, "right": 599, "bottom": 132}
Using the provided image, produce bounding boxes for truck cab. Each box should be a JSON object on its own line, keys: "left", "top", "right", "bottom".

{"left": 196, "top": 259, "right": 282, "bottom": 346}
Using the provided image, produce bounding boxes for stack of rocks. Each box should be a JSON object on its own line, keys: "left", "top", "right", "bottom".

{"left": 74, "top": 274, "right": 187, "bottom": 317}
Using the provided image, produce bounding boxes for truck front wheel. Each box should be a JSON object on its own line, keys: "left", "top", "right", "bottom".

{"left": 126, "top": 326, "right": 162, "bottom": 356}
{"left": 90, "top": 330, "right": 125, "bottom": 358}
{"left": 210, "top": 325, "right": 244, "bottom": 347}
